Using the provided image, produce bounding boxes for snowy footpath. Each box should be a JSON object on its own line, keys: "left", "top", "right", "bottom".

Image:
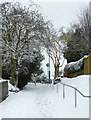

{"left": 0, "top": 75, "right": 90, "bottom": 118}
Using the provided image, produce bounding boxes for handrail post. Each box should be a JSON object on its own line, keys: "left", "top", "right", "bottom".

{"left": 75, "top": 88, "right": 77, "bottom": 108}
{"left": 63, "top": 84, "right": 65, "bottom": 99}
{"left": 60, "top": 82, "right": 91, "bottom": 108}
{"left": 57, "top": 81, "right": 58, "bottom": 93}
{"left": 52, "top": 79, "right": 54, "bottom": 90}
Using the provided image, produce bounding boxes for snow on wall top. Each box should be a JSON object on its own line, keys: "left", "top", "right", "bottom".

{"left": 0, "top": 78, "right": 19, "bottom": 91}
{"left": 67, "top": 55, "right": 88, "bottom": 73}
{"left": 0, "top": 78, "right": 7, "bottom": 83}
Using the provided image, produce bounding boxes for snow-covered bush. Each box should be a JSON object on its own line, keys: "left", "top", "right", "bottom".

{"left": 68, "top": 56, "right": 88, "bottom": 74}
{"left": 2, "top": 52, "right": 45, "bottom": 89}
{"left": 18, "top": 52, "right": 45, "bottom": 89}
{"left": 32, "top": 73, "right": 47, "bottom": 83}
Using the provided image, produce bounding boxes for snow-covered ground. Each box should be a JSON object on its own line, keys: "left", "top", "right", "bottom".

{"left": 61, "top": 75, "right": 90, "bottom": 96}
{"left": 0, "top": 75, "right": 90, "bottom": 118}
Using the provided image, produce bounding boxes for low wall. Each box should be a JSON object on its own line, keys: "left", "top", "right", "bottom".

{"left": 69, "top": 70, "right": 84, "bottom": 78}
{"left": 0, "top": 81, "right": 8, "bottom": 102}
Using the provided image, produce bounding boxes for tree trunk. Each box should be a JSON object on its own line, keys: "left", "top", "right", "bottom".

{"left": 10, "top": 58, "right": 16, "bottom": 86}
{"left": 54, "top": 64, "right": 59, "bottom": 79}
{"left": 15, "top": 73, "right": 18, "bottom": 88}
{"left": 10, "top": 58, "right": 19, "bottom": 88}
{"left": 15, "top": 59, "right": 18, "bottom": 88}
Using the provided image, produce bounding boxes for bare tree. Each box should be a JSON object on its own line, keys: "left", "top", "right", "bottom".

{"left": 78, "top": 8, "right": 89, "bottom": 36}
{"left": 45, "top": 28, "right": 67, "bottom": 78}
{"left": 63, "top": 7, "right": 90, "bottom": 63}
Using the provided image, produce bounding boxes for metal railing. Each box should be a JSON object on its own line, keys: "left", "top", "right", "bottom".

{"left": 54, "top": 78, "right": 91, "bottom": 107}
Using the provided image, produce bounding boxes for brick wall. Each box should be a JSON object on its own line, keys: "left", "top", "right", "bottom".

{"left": 0, "top": 81, "right": 8, "bottom": 102}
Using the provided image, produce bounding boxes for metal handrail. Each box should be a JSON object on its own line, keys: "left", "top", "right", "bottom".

{"left": 55, "top": 78, "right": 91, "bottom": 98}
{"left": 61, "top": 82, "right": 91, "bottom": 98}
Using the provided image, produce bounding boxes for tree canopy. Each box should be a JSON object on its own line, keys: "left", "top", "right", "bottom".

{"left": 1, "top": 1, "right": 50, "bottom": 87}
{"left": 63, "top": 8, "right": 90, "bottom": 63}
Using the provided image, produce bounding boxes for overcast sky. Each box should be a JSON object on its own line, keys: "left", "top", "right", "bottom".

{"left": 36, "top": 2, "right": 89, "bottom": 29}
{"left": 0, "top": 0, "right": 89, "bottom": 29}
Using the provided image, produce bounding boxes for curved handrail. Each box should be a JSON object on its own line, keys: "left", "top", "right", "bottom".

{"left": 61, "top": 82, "right": 91, "bottom": 98}
{"left": 55, "top": 78, "right": 91, "bottom": 98}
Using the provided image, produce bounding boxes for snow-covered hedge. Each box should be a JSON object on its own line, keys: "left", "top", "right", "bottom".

{"left": 68, "top": 56, "right": 88, "bottom": 74}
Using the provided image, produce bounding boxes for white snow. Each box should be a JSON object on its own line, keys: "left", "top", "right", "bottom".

{"left": 61, "top": 75, "right": 90, "bottom": 96}
{"left": 0, "top": 75, "right": 89, "bottom": 118}
{"left": 68, "top": 55, "right": 88, "bottom": 67}
{"left": 0, "top": 78, "right": 19, "bottom": 92}
{"left": 67, "top": 55, "right": 88, "bottom": 72}
{"left": 0, "top": 78, "right": 7, "bottom": 83}
{"left": 8, "top": 81, "right": 19, "bottom": 92}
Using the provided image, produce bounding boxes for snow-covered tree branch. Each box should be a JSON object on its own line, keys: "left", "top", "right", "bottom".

{"left": 44, "top": 27, "right": 67, "bottom": 78}
{"left": 1, "top": 1, "right": 50, "bottom": 87}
